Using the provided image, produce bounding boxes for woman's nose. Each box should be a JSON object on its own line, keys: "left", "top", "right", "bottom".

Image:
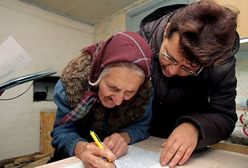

{"left": 112, "top": 93, "right": 124, "bottom": 106}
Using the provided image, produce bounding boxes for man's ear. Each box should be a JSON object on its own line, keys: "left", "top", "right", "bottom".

{"left": 163, "top": 23, "right": 170, "bottom": 37}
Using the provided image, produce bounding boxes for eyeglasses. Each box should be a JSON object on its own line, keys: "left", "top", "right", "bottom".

{"left": 161, "top": 49, "right": 203, "bottom": 76}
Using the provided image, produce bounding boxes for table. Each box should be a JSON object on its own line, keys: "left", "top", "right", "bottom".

{"left": 36, "top": 136, "right": 248, "bottom": 168}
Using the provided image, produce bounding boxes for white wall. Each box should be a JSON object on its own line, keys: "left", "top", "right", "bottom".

{"left": 0, "top": 0, "right": 93, "bottom": 160}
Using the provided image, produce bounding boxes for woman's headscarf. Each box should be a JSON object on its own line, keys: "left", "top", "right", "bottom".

{"left": 85, "top": 31, "right": 152, "bottom": 83}
{"left": 61, "top": 32, "right": 152, "bottom": 124}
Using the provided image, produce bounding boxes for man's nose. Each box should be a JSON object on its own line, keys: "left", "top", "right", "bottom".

{"left": 168, "top": 64, "right": 181, "bottom": 75}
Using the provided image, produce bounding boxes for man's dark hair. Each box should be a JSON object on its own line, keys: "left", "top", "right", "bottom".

{"left": 166, "top": 0, "right": 239, "bottom": 67}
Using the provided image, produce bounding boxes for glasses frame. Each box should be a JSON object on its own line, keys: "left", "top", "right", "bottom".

{"left": 161, "top": 49, "right": 203, "bottom": 76}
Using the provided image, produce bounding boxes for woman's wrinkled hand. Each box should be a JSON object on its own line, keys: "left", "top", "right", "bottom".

{"left": 103, "top": 132, "right": 129, "bottom": 158}
{"left": 160, "top": 122, "right": 199, "bottom": 168}
{"left": 74, "top": 141, "right": 116, "bottom": 168}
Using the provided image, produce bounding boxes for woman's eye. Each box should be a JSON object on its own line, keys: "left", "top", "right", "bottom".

{"left": 108, "top": 86, "right": 120, "bottom": 92}
{"left": 125, "top": 91, "right": 134, "bottom": 96}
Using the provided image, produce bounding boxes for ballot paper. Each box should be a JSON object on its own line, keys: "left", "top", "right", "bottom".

{"left": 62, "top": 146, "right": 168, "bottom": 168}
{"left": 115, "top": 146, "right": 168, "bottom": 168}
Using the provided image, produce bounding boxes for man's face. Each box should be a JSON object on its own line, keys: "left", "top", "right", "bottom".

{"left": 159, "top": 32, "right": 203, "bottom": 77}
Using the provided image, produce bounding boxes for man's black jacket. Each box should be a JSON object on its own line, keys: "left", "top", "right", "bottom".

{"left": 139, "top": 4, "right": 239, "bottom": 149}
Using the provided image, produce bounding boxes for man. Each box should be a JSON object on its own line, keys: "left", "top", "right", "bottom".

{"left": 139, "top": 0, "right": 239, "bottom": 167}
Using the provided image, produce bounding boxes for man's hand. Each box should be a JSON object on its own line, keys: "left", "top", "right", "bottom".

{"left": 75, "top": 141, "right": 116, "bottom": 168}
{"left": 160, "top": 122, "right": 199, "bottom": 168}
{"left": 103, "top": 132, "right": 130, "bottom": 158}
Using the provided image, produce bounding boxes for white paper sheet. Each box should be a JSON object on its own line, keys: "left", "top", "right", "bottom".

{"left": 64, "top": 161, "right": 84, "bottom": 168}
{"left": 0, "top": 36, "right": 32, "bottom": 79}
{"left": 62, "top": 146, "right": 167, "bottom": 168}
{"left": 115, "top": 146, "right": 168, "bottom": 168}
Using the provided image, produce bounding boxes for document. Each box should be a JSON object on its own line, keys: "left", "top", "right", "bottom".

{"left": 62, "top": 146, "right": 167, "bottom": 168}
{"left": 115, "top": 146, "right": 168, "bottom": 168}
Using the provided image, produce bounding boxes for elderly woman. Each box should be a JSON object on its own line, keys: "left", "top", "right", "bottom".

{"left": 51, "top": 32, "right": 153, "bottom": 168}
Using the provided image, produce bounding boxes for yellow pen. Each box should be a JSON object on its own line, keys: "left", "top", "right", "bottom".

{"left": 90, "top": 130, "right": 112, "bottom": 162}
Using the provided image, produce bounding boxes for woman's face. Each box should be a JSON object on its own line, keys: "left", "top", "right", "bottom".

{"left": 98, "top": 67, "right": 144, "bottom": 108}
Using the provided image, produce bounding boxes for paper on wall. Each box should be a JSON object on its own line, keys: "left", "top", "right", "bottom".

{"left": 0, "top": 36, "right": 32, "bottom": 79}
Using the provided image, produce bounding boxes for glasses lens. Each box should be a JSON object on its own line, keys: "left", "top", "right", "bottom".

{"left": 161, "top": 50, "right": 177, "bottom": 64}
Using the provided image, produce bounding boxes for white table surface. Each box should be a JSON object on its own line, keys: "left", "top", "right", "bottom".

{"left": 36, "top": 136, "right": 248, "bottom": 168}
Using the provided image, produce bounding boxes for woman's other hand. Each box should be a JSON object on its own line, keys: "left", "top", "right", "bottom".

{"left": 75, "top": 141, "right": 116, "bottom": 168}
{"left": 103, "top": 132, "right": 129, "bottom": 158}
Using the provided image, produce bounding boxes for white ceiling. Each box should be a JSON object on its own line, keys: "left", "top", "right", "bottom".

{"left": 20, "top": 0, "right": 138, "bottom": 25}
